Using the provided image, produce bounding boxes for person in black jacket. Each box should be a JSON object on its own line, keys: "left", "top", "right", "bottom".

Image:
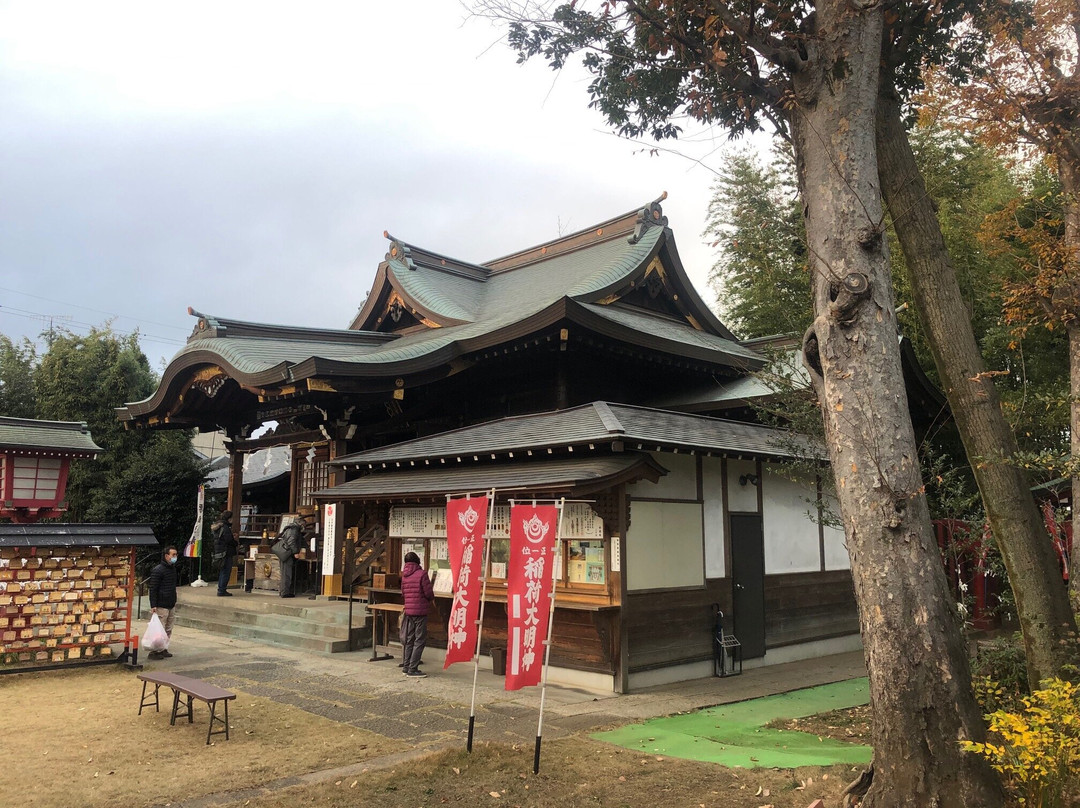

{"left": 276, "top": 518, "right": 305, "bottom": 598}
{"left": 212, "top": 510, "right": 238, "bottom": 597}
{"left": 147, "top": 545, "right": 180, "bottom": 660}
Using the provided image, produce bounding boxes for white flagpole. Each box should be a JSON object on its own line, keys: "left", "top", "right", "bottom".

{"left": 466, "top": 487, "right": 497, "bottom": 752}
{"left": 533, "top": 496, "right": 565, "bottom": 774}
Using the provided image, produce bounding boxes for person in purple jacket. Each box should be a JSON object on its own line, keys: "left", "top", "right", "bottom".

{"left": 400, "top": 551, "right": 434, "bottom": 678}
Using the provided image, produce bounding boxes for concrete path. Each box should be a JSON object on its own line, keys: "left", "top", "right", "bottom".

{"left": 138, "top": 625, "right": 866, "bottom": 807}
{"left": 146, "top": 623, "right": 867, "bottom": 746}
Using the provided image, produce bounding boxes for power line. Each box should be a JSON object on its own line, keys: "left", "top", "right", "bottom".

{"left": 0, "top": 304, "right": 187, "bottom": 347}
{"left": 0, "top": 283, "right": 190, "bottom": 333}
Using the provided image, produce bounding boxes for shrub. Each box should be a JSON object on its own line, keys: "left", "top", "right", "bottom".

{"left": 962, "top": 678, "right": 1080, "bottom": 807}
{"left": 972, "top": 633, "right": 1029, "bottom": 712}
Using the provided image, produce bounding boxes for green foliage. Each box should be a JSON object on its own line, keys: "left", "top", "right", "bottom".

{"left": 0, "top": 335, "right": 37, "bottom": 418}
{"left": 973, "top": 634, "right": 1031, "bottom": 713}
{"left": 704, "top": 146, "right": 811, "bottom": 339}
{"left": 0, "top": 325, "right": 206, "bottom": 549}
{"left": 962, "top": 678, "right": 1080, "bottom": 808}
{"left": 88, "top": 437, "right": 206, "bottom": 549}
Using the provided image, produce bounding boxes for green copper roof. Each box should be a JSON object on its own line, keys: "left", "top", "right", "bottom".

{"left": 121, "top": 199, "right": 765, "bottom": 423}
{"left": 0, "top": 417, "right": 102, "bottom": 455}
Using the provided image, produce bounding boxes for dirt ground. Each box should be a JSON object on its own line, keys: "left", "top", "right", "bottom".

{"left": 769, "top": 705, "right": 872, "bottom": 745}
{"left": 0, "top": 666, "right": 400, "bottom": 808}
{"left": 222, "top": 737, "right": 860, "bottom": 808}
{"left": 1, "top": 664, "right": 864, "bottom": 808}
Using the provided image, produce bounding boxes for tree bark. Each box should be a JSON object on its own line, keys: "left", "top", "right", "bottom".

{"left": 877, "top": 86, "right": 1080, "bottom": 687}
{"left": 1062, "top": 156, "right": 1080, "bottom": 613}
{"left": 791, "top": 4, "right": 1001, "bottom": 804}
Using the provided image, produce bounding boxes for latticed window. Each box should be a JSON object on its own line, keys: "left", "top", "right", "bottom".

{"left": 296, "top": 446, "right": 329, "bottom": 507}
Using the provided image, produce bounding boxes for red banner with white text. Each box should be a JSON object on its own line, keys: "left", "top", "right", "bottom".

{"left": 444, "top": 495, "right": 489, "bottom": 668}
{"left": 505, "top": 503, "right": 559, "bottom": 690}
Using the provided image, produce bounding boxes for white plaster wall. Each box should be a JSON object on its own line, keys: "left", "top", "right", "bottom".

{"left": 626, "top": 452, "right": 698, "bottom": 500}
{"left": 726, "top": 458, "right": 759, "bottom": 512}
{"left": 821, "top": 485, "right": 851, "bottom": 570}
{"left": 626, "top": 500, "right": 705, "bottom": 590}
{"left": 762, "top": 465, "right": 822, "bottom": 574}
{"left": 702, "top": 456, "right": 725, "bottom": 578}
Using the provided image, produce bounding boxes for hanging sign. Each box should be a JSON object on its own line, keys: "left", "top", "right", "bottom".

{"left": 505, "top": 502, "right": 559, "bottom": 691}
{"left": 444, "top": 495, "right": 490, "bottom": 668}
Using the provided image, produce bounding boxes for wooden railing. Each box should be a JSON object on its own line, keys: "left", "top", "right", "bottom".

{"left": 240, "top": 513, "right": 283, "bottom": 539}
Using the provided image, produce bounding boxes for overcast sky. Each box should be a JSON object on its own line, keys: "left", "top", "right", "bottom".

{"left": 0, "top": 1, "right": 761, "bottom": 371}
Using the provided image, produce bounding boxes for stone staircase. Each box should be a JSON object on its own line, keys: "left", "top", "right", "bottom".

{"left": 137, "top": 587, "right": 371, "bottom": 654}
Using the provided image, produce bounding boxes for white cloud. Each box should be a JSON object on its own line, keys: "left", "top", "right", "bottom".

{"left": 0, "top": 0, "right": 761, "bottom": 367}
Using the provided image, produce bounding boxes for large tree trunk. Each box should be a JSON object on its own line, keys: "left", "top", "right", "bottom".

{"left": 1063, "top": 156, "right": 1080, "bottom": 612}
{"left": 1070, "top": 319, "right": 1080, "bottom": 612}
{"left": 790, "top": 4, "right": 1001, "bottom": 805}
{"left": 877, "top": 86, "right": 1080, "bottom": 687}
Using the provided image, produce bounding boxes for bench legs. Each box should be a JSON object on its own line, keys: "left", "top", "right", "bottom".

{"left": 206, "top": 698, "right": 229, "bottom": 745}
{"left": 138, "top": 680, "right": 161, "bottom": 715}
{"left": 140, "top": 684, "right": 232, "bottom": 744}
{"left": 169, "top": 691, "right": 194, "bottom": 726}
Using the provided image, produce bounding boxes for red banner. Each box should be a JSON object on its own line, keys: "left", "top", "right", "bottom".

{"left": 505, "top": 503, "right": 559, "bottom": 690}
{"left": 444, "top": 495, "right": 489, "bottom": 668}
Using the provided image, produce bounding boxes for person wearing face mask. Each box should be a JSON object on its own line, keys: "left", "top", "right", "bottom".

{"left": 147, "top": 546, "right": 180, "bottom": 660}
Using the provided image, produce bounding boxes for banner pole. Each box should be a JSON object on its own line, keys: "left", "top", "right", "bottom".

{"left": 466, "top": 488, "right": 497, "bottom": 752}
{"left": 533, "top": 497, "right": 566, "bottom": 774}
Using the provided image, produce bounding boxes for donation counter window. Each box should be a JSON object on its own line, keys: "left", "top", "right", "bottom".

{"left": 567, "top": 540, "right": 606, "bottom": 585}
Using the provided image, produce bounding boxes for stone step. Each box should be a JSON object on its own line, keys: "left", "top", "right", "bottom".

{"left": 166, "top": 601, "right": 366, "bottom": 639}
{"left": 169, "top": 612, "right": 369, "bottom": 654}
{"left": 136, "top": 598, "right": 372, "bottom": 655}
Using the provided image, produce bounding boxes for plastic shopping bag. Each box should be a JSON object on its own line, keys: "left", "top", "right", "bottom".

{"left": 143, "top": 613, "right": 169, "bottom": 652}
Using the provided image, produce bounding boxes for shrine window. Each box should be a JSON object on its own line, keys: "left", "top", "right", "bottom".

{"left": 295, "top": 446, "right": 329, "bottom": 507}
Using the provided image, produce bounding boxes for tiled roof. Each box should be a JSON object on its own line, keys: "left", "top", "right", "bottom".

{"left": 333, "top": 402, "right": 820, "bottom": 467}
{"left": 121, "top": 198, "right": 764, "bottom": 422}
{"left": 314, "top": 454, "right": 664, "bottom": 501}
{"left": 0, "top": 523, "right": 158, "bottom": 547}
{"left": 0, "top": 417, "right": 102, "bottom": 455}
{"left": 649, "top": 346, "right": 809, "bottom": 410}
{"left": 576, "top": 303, "right": 760, "bottom": 364}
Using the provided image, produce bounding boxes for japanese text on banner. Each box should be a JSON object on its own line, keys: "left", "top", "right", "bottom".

{"left": 505, "top": 503, "right": 559, "bottom": 690}
{"left": 444, "top": 496, "right": 489, "bottom": 668}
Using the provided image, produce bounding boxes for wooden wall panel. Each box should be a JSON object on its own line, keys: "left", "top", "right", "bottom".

{"left": 623, "top": 571, "right": 858, "bottom": 674}
{"left": 763, "top": 570, "right": 859, "bottom": 648}
{"left": 419, "top": 601, "right": 618, "bottom": 674}
{"left": 624, "top": 580, "right": 731, "bottom": 672}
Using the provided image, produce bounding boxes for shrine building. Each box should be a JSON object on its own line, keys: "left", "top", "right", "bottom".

{"left": 118, "top": 195, "right": 942, "bottom": 691}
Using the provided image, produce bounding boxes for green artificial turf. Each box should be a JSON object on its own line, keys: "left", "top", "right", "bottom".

{"left": 594, "top": 678, "right": 873, "bottom": 769}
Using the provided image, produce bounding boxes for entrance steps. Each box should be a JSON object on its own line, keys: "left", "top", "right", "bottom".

{"left": 137, "top": 587, "right": 370, "bottom": 654}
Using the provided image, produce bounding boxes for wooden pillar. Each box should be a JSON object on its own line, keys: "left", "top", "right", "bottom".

{"left": 320, "top": 438, "right": 348, "bottom": 598}
{"left": 226, "top": 448, "right": 244, "bottom": 536}
{"left": 616, "top": 483, "right": 630, "bottom": 694}
{"left": 225, "top": 447, "right": 244, "bottom": 588}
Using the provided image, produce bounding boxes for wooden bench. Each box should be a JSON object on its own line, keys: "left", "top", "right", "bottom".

{"left": 137, "top": 672, "right": 236, "bottom": 744}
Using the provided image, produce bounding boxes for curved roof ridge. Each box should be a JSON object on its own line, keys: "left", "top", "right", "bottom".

{"left": 383, "top": 233, "right": 490, "bottom": 280}
{"left": 187, "top": 309, "right": 395, "bottom": 345}
{"left": 482, "top": 192, "right": 668, "bottom": 273}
